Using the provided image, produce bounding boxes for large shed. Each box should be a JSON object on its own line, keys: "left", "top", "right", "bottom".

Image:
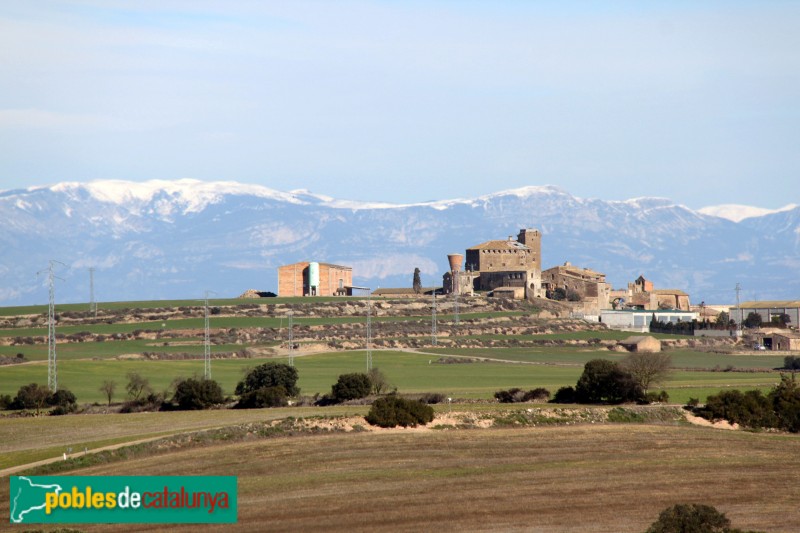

{"left": 277, "top": 262, "right": 352, "bottom": 297}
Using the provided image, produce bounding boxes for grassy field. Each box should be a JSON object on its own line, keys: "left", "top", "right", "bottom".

{"left": 2, "top": 423, "right": 798, "bottom": 532}
{"left": 0, "top": 348, "right": 781, "bottom": 407}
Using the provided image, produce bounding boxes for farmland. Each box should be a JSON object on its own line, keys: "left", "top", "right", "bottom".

{"left": 1, "top": 296, "right": 796, "bottom": 531}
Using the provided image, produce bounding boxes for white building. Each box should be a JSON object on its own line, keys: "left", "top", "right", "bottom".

{"left": 600, "top": 309, "right": 699, "bottom": 333}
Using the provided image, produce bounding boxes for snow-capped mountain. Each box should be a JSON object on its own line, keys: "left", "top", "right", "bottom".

{"left": 1, "top": 180, "right": 797, "bottom": 306}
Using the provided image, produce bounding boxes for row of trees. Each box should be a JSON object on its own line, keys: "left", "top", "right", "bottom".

{"left": 693, "top": 373, "right": 800, "bottom": 432}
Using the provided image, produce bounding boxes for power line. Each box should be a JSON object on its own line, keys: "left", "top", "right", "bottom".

{"left": 431, "top": 290, "right": 437, "bottom": 346}
{"left": 366, "top": 290, "right": 373, "bottom": 371}
{"left": 203, "top": 290, "right": 216, "bottom": 379}
{"left": 37, "top": 260, "right": 65, "bottom": 392}
{"left": 88, "top": 267, "right": 97, "bottom": 317}
{"left": 287, "top": 309, "right": 294, "bottom": 367}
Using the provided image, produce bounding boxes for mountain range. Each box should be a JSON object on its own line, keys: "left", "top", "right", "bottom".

{"left": 1, "top": 179, "right": 798, "bottom": 307}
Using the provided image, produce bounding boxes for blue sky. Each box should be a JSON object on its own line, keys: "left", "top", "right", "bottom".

{"left": 0, "top": 1, "right": 797, "bottom": 208}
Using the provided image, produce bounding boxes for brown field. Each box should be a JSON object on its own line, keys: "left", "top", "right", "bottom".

{"left": 3, "top": 424, "right": 800, "bottom": 532}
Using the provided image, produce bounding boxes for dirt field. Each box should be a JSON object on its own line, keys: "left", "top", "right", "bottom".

{"left": 4, "top": 423, "right": 799, "bottom": 532}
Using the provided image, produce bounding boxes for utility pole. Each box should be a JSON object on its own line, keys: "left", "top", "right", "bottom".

{"left": 366, "top": 290, "right": 373, "bottom": 371}
{"left": 38, "top": 260, "right": 64, "bottom": 392}
{"left": 431, "top": 290, "right": 437, "bottom": 346}
{"left": 203, "top": 290, "right": 216, "bottom": 379}
{"left": 89, "top": 267, "right": 97, "bottom": 318}
{"left": 287, "top": 309, "right": 294, "bottom": 367}
{"left": 735, "top": 283, "right": 742, "bottom": 333}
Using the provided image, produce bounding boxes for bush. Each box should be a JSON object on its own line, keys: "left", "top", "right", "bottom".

{"left": 644, "top": 503, "right": 762, "bottom": 533}
{"left": 0, "top": 394, "right": 12, "bottom": 409}
{"left": 575, "top": 359, "right": 643, "bottom": 404}
{"left": 172, "top": 378, "right": 225, "bottom": 410}
{"left": 644, "top": 390, "right": 670, "bottom": 404}
{"left": 700, "top": 389, "right": 777, "bottom": 429}
{"left": 331, "top": 373, "right": 372, "bottom": 402}
{"left": 495, "top": 387, "right": 551, "bottom": 403}
{"left": 783, "top": 356, "right": 800, "bottom": 370}
{"left": 47, "top": 388, "right": 77, "bottom": 414}
{"left": 236, "top": 386, "right": 288, "bottom": 409}
{"left": 366, "top": 396, "right": 434, "bottom": 428}
{"left": 551, "top": 386, "right": 576, "bottom": 403}
{"left": 236, "top": 363, "right": 299, "bottom": 397}
{"left": 769, "top": 372, "right": 800, "bottom": 432}
{"left": 11, "top": 383, "right": 51, "bottom": 413}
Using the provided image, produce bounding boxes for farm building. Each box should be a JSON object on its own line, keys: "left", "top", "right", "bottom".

{"left": 542, "top": 262, "right": 610, "bottom": 315}
{"left": 614, "top": 276, "right": 691, "bottom": 311}
{"left": 618, "top": 336, "right": 662, "bottom": 353}
{"left": 460, "top": 228, "right": 543, "bottom": 299}
{"left": 277, "top": 262, "right": 353, "bottom": 297}
{"left": 733, "top": 301, "right": 800, "bottom": 328}
{"left": 600, "top": 309, "right": 699, "bottom": 333}
{"left": 762, "top": 331, "right": 800, "bottom": 351}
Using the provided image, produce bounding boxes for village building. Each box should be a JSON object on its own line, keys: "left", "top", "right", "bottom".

{"left": 618, "top": 335, "right": 662, "bottom": 353}
{"left": 763, "top": 331, "right": 800, "bottom": 351}
{"left": 277, "top": 262, "right": 353, "bottom": 297}
{"left": 612, "top": 275, "right": 691, "bottom": 311}
{"left": 733, "top": 300, "right": 800, "bottom": 328}
{"left": 600, "top": 309, "right": 699, "bottom": 333}
{"left": 454, "top": 228, "right": 543, "bottom": 299}
{"left": 541, "top": 262, "right": 611, "bottom": 316}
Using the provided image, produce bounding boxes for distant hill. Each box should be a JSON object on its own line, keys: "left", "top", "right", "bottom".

{"left": 1, "top": 179, "right": 797, "bottom": 306}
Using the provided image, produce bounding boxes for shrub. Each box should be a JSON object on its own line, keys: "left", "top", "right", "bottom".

{"left": 575, "top": 359, "right": 643, "bottom": 404}
{"left": 686, "top": 397, "right": 699, "bottom": 408}
{"left": 700, "top": 389, "right": 777, "bottom": 429}
{"left": 551, "top": 386, "right": 576, "bottom": 403}
{"left": 418, "top": 392, "right": 446, "bottom": 404}
{"left": 523, "top": 388, "right": 551, "bottom": 402}
{"left": 172, "top": 378, "right": 225, "bottom": 410}
{"left": 644, "top": 390, "right": 670, "bottom": 404}
{"left": 769, "top": 372, "right": 800, "bottom": 432}
{"left": 12, "top": 383, "right": 51, "bottom": 413}
{"left": 495, "top": 388, "right": 551, "bottom": 403}
{"left": 645, "top": 503, "right": 735, "bottom": 533}
{"left": 236, "top": 363, "right": 299, "bottom": 397}
{"left": 236, "top": 386, "right": 288, "bottom": 409}
{"left": 331, "top": 373, "right": 372, "bottom": 402}
{"left": 47, "top": 389, "right": 77, "bottom": 414}
{"left": 783, "top": 356, "right": 800, "bottom": 370}
{"left": 366, "top": 396, "right": 434, "bottom": 428}
{"left": 0, "top": 393, "right": 12, "bottom": 409}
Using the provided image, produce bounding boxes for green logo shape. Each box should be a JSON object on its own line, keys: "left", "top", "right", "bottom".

{"left": 10, "top": 476, "right": 237, "bottom": 524}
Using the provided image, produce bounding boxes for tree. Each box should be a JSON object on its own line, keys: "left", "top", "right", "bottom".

{"left": 172, "top": 378, "right": 225, "bottom": 410}
{"left": 12, "top": 383, "right": 51, "bottom": 414}
{"left": 48, "top": 388, "right": 77, "bottom": 415}
{"left": 769, "top": 373, "right": 800, "bottom": 432}
{"left": 771, "top": 313, "right": 791, "bottom": 328}
{"left": 551, "top": 287, "right": 567, "bottom": 301}
{"left": 236, "top": 386, "right": 288, "bottom": 409}
{"left": 332, "top": 373, "right": 372, "bottom": 402}
{"left": 99, "top": 380, "right": 116, "bottom": 406}
{"left": 235, "top": 362, "right": 299, "bottom": 397}
{"left": 621, "top": 352, "right": 672, "bottom": 395}
{"left": 575, "top": 359, "right": 643, "bottom": 404}
{"left": 125, "top": 372, "right": 152, "bottom": 401}
{"left": 366, "top": 395, "right": 434, "bottom": 428}
{"left": 715, "top": 311, "right": 731, "bottom": 329}
{"left": 367, "top": 367, "right": 390, "bottom": 395}
{"left": 413, "top": 268, "right": 422, "bottom": 295}
{"left": 743, "top": 312, "right": 763, "bottom": 329}
{"left": 646, "top": 503, "right": 731, "bottom": 533}
{"left": 566, "top": 289, "right": 582, "bottom": 302}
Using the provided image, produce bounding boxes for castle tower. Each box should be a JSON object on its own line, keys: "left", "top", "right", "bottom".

{"left": 517, "top": 228, "right": 542, "bottom": 274}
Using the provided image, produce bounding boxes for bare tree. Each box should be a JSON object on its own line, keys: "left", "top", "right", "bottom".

{"left": 99, "top": 380, "right": 116, "bottom": 406}
{"left": 368, "top": 367, "right": 390, "bottom": 395}
{"left": 621, "top": 352, "right": 672, "bottom": 395}
{"left": 125, "top": 372, "right": 152, "bottom": 401}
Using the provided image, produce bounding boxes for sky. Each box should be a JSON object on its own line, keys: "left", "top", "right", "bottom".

{"left": 1, "top": 1, "right": 798, "bottom": 209}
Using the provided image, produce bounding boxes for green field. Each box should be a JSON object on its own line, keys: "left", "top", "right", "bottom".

{"left": 0, "top": 348, "right": 782, "bottom": 407}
